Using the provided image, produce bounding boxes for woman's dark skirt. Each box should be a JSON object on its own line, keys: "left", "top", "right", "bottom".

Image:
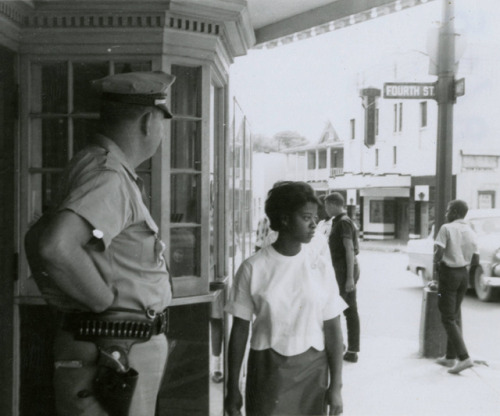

{"left": 246, "top": 347, "right": 328, "bottom": 416}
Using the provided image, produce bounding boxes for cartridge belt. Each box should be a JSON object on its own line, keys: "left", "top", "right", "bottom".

{"left": 58, "top": 308, "right": 169, "bottom": 342}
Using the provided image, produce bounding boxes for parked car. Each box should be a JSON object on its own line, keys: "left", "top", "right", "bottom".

{"left": 407, "top": 209, "right": 500, "bottom": 302}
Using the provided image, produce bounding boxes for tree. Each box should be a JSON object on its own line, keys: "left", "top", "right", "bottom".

{"left": 273, "top": 131, "right": 308, "bottom": 150}
{"left": 252, "top": 131, "right": 309, "bottom": 153}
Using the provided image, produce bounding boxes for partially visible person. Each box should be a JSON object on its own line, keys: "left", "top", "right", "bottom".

{"left": 316, "top": 195, "right": 333, "bottom": 240}
{"left": 254, "top": 182, "right": 288, "bottom": 251}
{"left": 432, "top": 199, "right": 479, "bottom": 374}
{"left": 225, "top": 181, "right": 347, "bottom": 416}
{"left": 25, "top": 71, "right": 175, "bottom": 416}
{"left": 324, "top": 192, "right": 361, "bottom": 363}
{"left": 254, "top": 215, "right": 277, "bottom": 251}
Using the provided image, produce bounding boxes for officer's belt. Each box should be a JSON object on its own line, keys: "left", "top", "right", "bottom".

{"left": 58, "top": 308, "right": 169, "bottom": 342}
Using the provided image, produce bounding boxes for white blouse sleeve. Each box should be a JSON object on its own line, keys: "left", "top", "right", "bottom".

{"left": 225, "top": 261, "right": 254, "bottom": 321}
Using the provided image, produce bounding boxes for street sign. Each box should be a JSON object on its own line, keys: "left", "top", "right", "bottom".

{"left": 455, "top": 78, "right": 465, "bottom": 97}
{"left": 383, "top": 82, "right": 436, "bottom": 99}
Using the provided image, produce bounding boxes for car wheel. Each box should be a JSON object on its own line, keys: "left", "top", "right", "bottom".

{"left": 474, "top": 267, "right": 497, "bottom": 302}
{"left": 417, "top": 269, "right": 429, "bottom": 286}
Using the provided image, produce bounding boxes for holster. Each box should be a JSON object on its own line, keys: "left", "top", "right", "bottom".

{"left": 94, "top": 367, "right": 138, "bottom": 416}
{"left": 85, "top": 340, "right": 138, "bottom": 416}
{"left": 57, "top": 308, "right": 168, "bottom": 416}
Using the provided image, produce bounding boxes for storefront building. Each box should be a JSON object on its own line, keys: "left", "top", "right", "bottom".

{"left": 0, "top": 1, "right": 437, "bottom": 414}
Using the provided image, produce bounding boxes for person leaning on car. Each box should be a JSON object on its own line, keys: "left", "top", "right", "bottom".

{"left": 432, "top": 199, "right": 479, "bottom": 375}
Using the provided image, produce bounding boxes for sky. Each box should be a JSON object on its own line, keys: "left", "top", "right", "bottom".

{"left": 229, "top": 0, "right": 500, "bottom": 145}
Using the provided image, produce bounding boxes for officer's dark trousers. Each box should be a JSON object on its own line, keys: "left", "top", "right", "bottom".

{"left": 438, "top": 265, "right": 469, "bottom": 361}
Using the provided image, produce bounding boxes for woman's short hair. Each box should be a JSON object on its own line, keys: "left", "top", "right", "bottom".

{"left": 265, "top": 181, "right": 320, "bottom": 231}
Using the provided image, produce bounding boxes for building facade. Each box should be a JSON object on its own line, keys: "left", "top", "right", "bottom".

{"left": 282, "top": 53, "right": 500, "bottom": 241}
{"left": 0, "top": 1, "right": 441, "bottom": 414}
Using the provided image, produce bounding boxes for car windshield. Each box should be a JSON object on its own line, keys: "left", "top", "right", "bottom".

{"left": 468, "top": 217, "right": 500, "bottom": 235}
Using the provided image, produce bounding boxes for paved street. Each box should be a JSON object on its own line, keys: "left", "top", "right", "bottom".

{"left": 340, "top": 249, "right": 500, "bottom": 416}
{"left": 355, "top": 250, "right": 500, "bottom": 362}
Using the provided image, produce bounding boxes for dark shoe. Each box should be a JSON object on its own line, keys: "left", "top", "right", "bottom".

{"left": 343, "top": 351, "right": 358, "bottom": 363}
{"left": 448, "top": 358, "right": 473, "bottom": 374}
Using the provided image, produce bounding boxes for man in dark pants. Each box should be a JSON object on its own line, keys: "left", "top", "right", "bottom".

{"left": 25, "top": 71, "right": 175, "bottom": 415}
{"left": 433, "top": 199, "right": 479, "bottom": 374}
{"left": 325, "top": 192, "right": 360, "bottom": 363}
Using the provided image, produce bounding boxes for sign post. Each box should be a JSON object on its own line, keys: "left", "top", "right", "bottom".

{"left": 383, "top": 82, "right": 436, "bottom": 99}
{"left": 381, "top": 0, "right": 463, "bottom": 359}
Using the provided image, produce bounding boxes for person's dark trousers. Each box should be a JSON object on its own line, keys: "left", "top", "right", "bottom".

{"left": 437, "top": 265, "right": 469, "bottom": 361}
{"left": 334, "top": 261, "right": 361, "bottom": 353}
{"left": 341, "top": 290, "right": 360, "bottom": 352}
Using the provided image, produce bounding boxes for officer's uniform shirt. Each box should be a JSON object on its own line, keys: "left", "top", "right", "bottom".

{"left": 52, "top": 134, "right": 172, "bottom": 312}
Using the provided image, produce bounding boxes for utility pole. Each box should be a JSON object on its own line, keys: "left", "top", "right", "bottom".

{"left": 434, "top": 0, "right": 456, "bottom": 236}
{"left": 420, "top": 0, "right": 459, "bottom": 359}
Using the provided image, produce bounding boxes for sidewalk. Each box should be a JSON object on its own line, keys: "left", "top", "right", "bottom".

{"left": 342, "top": 335, "right": 500, "bottom": 416}
{"left": 359, "top": 238, "right": 407, "bottom": 253}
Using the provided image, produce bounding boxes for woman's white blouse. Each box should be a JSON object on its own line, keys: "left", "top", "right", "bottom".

{"left": 225, "top": 244, "right": 347, "bottom": 356}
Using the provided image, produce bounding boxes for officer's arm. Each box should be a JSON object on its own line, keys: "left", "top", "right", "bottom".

{"left": 39, "top": 210, "right": 115, "bottom": 312}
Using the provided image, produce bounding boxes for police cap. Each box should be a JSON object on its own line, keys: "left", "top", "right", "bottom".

{"left": 92, "top": 71, "right": 176, "bottom": 119}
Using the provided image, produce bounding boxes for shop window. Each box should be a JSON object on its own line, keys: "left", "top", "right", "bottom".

{"left": 170, "top": 65, "right": 202, "bottom": 281}
{"left": 370, "top": 200, "right": 395, "bottom": 223}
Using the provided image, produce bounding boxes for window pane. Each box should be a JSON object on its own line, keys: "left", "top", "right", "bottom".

{"left": 170, "top": 228, "right": 200, "bottom": 278}
{"left": 171, "top": 65, "right": 201, "bottom": 117}
{"left": 171, "top": 120, "right": 201, "bottom": 169}
{"left": 73, "top": 62, "right": 109, "bottom": 113}
{"left": 137, "top": 158, "right": 152, "bottom": 170}
{"left": 307, "top": 151, "right": 315, "bottom": 170}
{"left": 171, "top": 174, "right": 201, "bottom": 223}
{"left": 318, "top": 150, "right": 327, "bottom": 169}
{"left": 73, "top": 118, "right": 98, "bottom": 155}
{"left": 41, "top": 118, "right": 68, "bottom": 168}
{"left": 42, "top": 172, "right": 63, "bottom": 212}
{"left": 41, "top": 62, "right": 68, "bottom": 113}
{"left": 114, "top": 62, "right": 152, "bottom": 74}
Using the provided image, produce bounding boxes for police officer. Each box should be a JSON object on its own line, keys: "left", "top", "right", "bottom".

{"left": 27, "top": 71, "right": 175, "bottom": 415}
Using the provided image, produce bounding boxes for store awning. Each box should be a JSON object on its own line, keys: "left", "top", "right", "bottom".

{"left": 248, "top": 0, "right": 436, "bottom": 47}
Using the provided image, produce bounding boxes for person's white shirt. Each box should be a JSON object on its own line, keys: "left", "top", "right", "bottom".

{"left": 316, "top": 217, "right": 333, "bottom": 240}
{"left": 226, "top": 244, "right": 347, "bottom": 356}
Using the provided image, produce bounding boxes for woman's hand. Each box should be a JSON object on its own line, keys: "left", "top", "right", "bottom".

{"left": 224, "top": 388, "right": 243, "bottom": 416}
{"left": 327, "top": 385, "right": 343, "bottom": 415}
